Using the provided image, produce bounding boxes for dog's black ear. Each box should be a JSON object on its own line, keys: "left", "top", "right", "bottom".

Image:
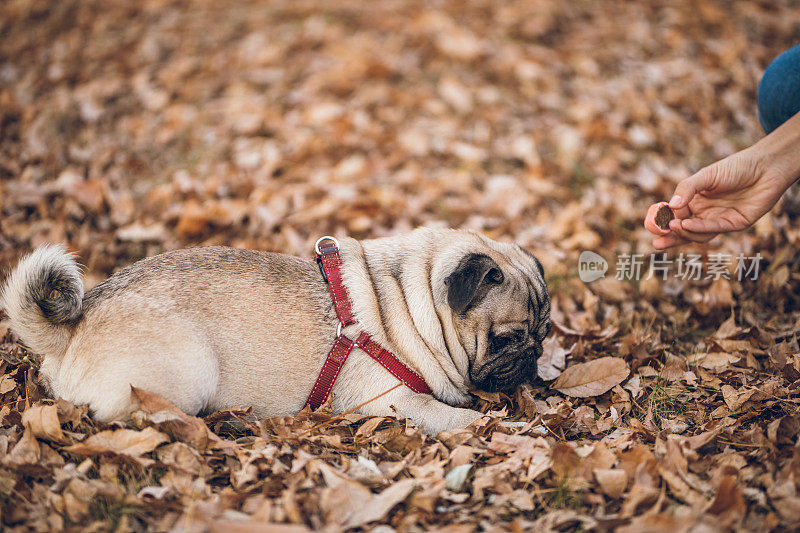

{"left": 445, "top": 254, "right": 503, "bottom": 314}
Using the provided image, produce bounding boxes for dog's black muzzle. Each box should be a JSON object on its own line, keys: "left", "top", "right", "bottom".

{"left": 471, "top": 343, "right": 540, "bottom": 393}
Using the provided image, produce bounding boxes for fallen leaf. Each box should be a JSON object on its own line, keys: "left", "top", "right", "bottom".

{"left": 318, "top": 462, "right": 415, "bottom": 528}
{"left": 538, "top": 336, "right": 571, "bottom": 380}
{"left": 551, "top": 442, "right": 581, "bottom": 479}
{"left": 767, "top": 414, "right": 800, "bottom": 445}
{"left": 445, "top": 464, "right": 473, "bottom": 492}
{"left": 619, "top": 483, "right": 661, "bottom": 518}
{"left": 552, "top": 357, "right": 630, "bottom": 397}
{"left": 21, "top": 403, "right": 66, "bottom": 443}
{"left": 131, "top": 386, "right": 221, "bottom": 450}
{"left": 207, "top": 523, "right": 312, "bottom": 533}
{"left": 695, "top": 352, "right": 741, "bottom": 370}
{"left": 65, "top": 427, "right": 169, "bottom": 466}
{"left": 0, "top": 375, "right": 15, "bottom": 394}
{"left": 345, "top": 479, "right": 415, "bottom": 528}
{"left": 707, "top": 475, "right": 746, "bottom": 518}
{"left": 593, "top": 468, "right": 627, "bottom": 499}
{"left": 721, "top": 385, "right": 756, "bottom": 412}
{"left": 2, "top": 425, "right": 40, "bottom": 467}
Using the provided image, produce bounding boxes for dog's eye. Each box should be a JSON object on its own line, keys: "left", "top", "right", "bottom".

{"left": 490, "top": 328, "right": 526, "bottom": 349}
{"left": 486, "top": 267, "right": 504, "bottom": 284}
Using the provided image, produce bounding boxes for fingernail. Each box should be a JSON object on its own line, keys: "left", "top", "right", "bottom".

{"left": 668, "top": 195, "right": 681, "bottom": 207}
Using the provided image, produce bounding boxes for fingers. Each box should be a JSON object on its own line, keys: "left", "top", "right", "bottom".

{"left": 647, "top": 166, "right": 719, "bottom": 248}
{"left": 652, "top": 232, "right": 688, "bottom": 250}
{"left": 680, "top": 217, "right": 733, "bottom": 234}
{"left": 668, "top": 218, "right": 718, "bottom": 244}
{"left": 652, "top": 225, "right": 717, "bottom": 249}
{"left": 651, "top": 218, "right": 721, "bottom": 250}
{"left": 668, "top": 168, "right": 712, "bottom": 210}
{"left": 652, "top": 216, "right": 720, "bottom": 249}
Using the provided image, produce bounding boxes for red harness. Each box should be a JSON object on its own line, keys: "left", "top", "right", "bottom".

{"left": 304, "top": 237, "right": 432, "bottom": 410}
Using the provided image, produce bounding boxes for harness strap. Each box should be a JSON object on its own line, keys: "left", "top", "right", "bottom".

{"left": 316, "top": 240, "right": 356, "bottom": 327}
{"left": 355, "top": 332, "right": 432, "bottom": 394}
{"left": 305, "top": 334, "right": 354, "bottom": 411}
{"left": 304, "top": 237, "right": 432, "bottom": 410}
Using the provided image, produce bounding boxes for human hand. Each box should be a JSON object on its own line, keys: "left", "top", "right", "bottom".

{"left": 644, "top": 147, "right": 797, "bottom": 249}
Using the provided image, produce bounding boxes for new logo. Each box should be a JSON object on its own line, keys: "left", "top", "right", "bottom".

{"left": 578, "top": 251, "right": 607, "bottom": 283}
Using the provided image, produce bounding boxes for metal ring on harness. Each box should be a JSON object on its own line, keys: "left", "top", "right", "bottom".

{"left": 314, "top": 235, "right": 340, "bottom": 255}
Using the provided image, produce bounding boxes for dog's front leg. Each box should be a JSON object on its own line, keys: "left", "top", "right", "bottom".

{"left": 397, "top": 393, "right": 486, "bottom": 435}
{"left": 332, "top": 353, "right": 485, "bottom": 435}
{"left": 355, "top": 389, "right": 485, "bottom": 435}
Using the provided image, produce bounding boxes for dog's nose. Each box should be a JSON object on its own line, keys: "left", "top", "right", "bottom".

{"left": 524, "top": 345, "right": 539, "bottom": 381}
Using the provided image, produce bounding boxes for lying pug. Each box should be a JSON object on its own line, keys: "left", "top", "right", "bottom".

{"left": 1, "top": 228, "right": 550, "bottom": 435}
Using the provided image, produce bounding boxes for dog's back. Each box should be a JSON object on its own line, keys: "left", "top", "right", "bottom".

{"left": 2, "top": 246, "right": 336, "bottom": 421}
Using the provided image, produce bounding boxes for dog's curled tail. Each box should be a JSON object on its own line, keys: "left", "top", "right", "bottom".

{"left": 1, "top": 245, "right": 83, "bottom": 358}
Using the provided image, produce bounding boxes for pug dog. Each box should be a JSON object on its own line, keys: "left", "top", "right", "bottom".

{"left": 1, "top": 228, "right": 550, "bottom": 435}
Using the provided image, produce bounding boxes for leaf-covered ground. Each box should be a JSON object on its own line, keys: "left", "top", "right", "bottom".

{"left": 2, "top": 0, "right": 800, "bottom": 531}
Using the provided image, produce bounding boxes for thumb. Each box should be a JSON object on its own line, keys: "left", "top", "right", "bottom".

{"left": 668, "top": 169, "right": 712, "bottom": 210}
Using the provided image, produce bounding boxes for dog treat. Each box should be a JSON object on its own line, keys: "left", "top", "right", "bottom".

{"left": 655, "top": 204, "right": 674, "bottom": 230}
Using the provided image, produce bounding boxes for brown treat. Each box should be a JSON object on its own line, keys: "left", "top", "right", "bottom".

{"left": 655, "top": 204, "right": 675, "bottom": 230}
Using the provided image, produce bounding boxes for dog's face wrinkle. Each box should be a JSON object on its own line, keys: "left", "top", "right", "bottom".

{"left": 473, "top": 353, "right": 534, "bottom": 392}
{"left": 521, "top": 256, "right": 551, "bottom": 345}
{"left": 470, "top": 330, "right": 539, "bottom": 392}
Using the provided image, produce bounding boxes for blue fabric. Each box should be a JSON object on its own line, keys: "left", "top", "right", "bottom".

{"left": 758, "top": 44, "right": 800, "bottom": 134}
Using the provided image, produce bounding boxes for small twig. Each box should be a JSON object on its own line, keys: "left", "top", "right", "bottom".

{"left": 538, "top": 421, "right": 562, "bottom": 441}
{"left": 308, "top": 382, "right": 404, "bottom": 433}
{"left": 526, "top": 487, "right": 561, "bottom": 495}
{"left": 717, "top": 439, "right": 765, "bottom": 449}
{"left": 0, "top": 398, "right": 25, "bottom": 410}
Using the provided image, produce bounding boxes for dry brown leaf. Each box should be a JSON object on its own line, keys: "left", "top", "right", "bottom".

{"left": 767, "top": 414, "right": 800, "bottom": 445}
{"left": 681, "top": 424, "right": 722, "bottom": 451}
{"left": 2, "top": 425, "right": 40, "bottom": 467}
{"left": 714, "top": 312, "right": 742, "bottom": 339}
{"left": 619, "top": 483, "right": 661, "bottom": 519}
{"left": 658, "top": 467, "right": 706, "bottom": 508}
{"left": 64, "top": 427, "right": 169, "bottom": 466}
{"left": 593, "top": 468, "right": 627, "bottom": 499}
{"left": 471, "top": 390, "right": 502, "bottom": 402}
{"left": 707, "top": 475, "right": 746, "bottom": 519}
{"left": 694, "top": 352, "right": 741, "bottom": 370}
{"left": 551, "top": 442, "right": 581, "bottom": 478}
{"left": 55, "top": 398, "right": 87, "bottom": 427}
{"left": 721, "top": 385, "right": 756, "bottom": 412}
{"left": 157, "top": 442, "right": 208, "bottom": 476}
{"left": 0, "top": 375, "right": 16, "bottom": 394}
{"left": 552, "top": 357, "right": 630, "bottom": 398}
{"left": 318, "top": 462, "right": 415, "bottom": 528}
{"left": 537, "top": 336, "right": 570, "bottom": 380}
{"left": 618, "top": 446, "right": 659, "bottom": 486}
{"left": 131, "top": 386, "right": 222, "bottom": 450}
{"left": 530, "top": 510, "right": 598, "bottom": 531}
{"left": 580, "top": 441, "right": 616, "bottom": 474}
{"left": 344, "top": 479, "right": 416, "bottom": 528}
{"left": 617, "top": 513, "right": 704, "bottom": 533}
{"left": 21, "top": 403, "right": 66, "bottom": 444}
